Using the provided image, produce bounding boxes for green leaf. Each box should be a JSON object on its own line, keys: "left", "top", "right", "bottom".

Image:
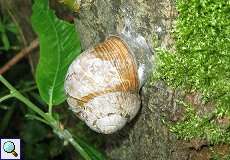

{"left": 0, "top": 21, "right": 5, "bottom": 33}
{"left": 1, "top": 32, "right": 10, "bottom": 50}
{"left": 6, "top": 22, "right": 19, "bottom": 34}
{"left": 31, "top": 0, "right": 81, "bottom": 106}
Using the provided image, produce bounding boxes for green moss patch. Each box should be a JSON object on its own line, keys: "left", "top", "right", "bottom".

{"left": 155, "top": 0, "right": 230, "bottom": 143}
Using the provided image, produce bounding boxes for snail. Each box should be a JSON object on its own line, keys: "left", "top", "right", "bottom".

{"left": 64, "top": 33, "right": 153, "bottom": 134}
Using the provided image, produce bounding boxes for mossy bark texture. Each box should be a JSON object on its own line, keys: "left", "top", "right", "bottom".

{"left": 74, "top": 0, "right": 199, "bottom": 159}
{"left": 74, "top": 0, "right": 230, "bottom": 159}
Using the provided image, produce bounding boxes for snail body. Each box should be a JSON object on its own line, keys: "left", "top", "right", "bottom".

{"left": 64, "top": 35, "right": 152, "bottom": 134}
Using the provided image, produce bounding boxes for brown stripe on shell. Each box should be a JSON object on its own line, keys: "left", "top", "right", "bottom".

{"left": 108, "top": 37, "right": 139, "bottom": 91}
{"left": 104, "top": 39, "right": 127, "bottom": 92}
{"left": 94, "top": 36, "right": 139, "bottom": 91}
{"left": 75, "top": 81, "right": 138, "bottom": 107}
{"left": 72, "top": 36, "right": 139, "bottom": 107}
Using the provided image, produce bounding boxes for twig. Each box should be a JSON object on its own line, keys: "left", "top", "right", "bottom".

{"left": 0, "top": 75, "right": 45, "bottom": 118}
{"left": 0, "top": 75, "right": 92, "bottom": 160}
{"left": 0, "top": 94, "right": 13, "bottom": 103}
{"left": 0, "top": 39, "right": 39, "bottom": 75}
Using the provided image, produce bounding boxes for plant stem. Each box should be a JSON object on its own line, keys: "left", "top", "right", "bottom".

{"left": 0, "top": 75, "right": 16, "bottom": 91}
{"left": 0, "top": 39, "right": 39, "bottom": 75}
{"left": 25, "top": 114, "right": 51, "bottom": 126}
{"left": 13, "top": 91, "right": 47, "bottom": 119}
{"left": 69, "top": 137, "right": 91, "bottom": 160}
{"left": 0, "top": 94, "right": 13, "bottom": 103}
{"left": 48, "top": 91, "right": 53, "bottom": 116}
{"left": 14, "top": 92, "right": 91, "bottom": 159}
{"left": 0, "top": 75, "right": 45, "bottom": 119}
{"left": 48, "top": 102, "right": 52, "bottom": 116}
{"left": 51, "top": 125, "right": 92, "bottom": 160}
{"left": 0, "top": 75, "right": 92, "bottom": 160}
{"left": 20, "top": 85, "right": 37, "bottom": 93}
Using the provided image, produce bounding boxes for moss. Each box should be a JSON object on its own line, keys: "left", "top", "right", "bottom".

{"left": 169, "top": 102, "right": 230, "bottom": 143}
{"left": 155, "top": 0, "right": 230, "bottom": 144}
{"left": 211, "top": 154, "right": 230, "bottom": 160}
{"left": 59, "top": 0, "right": 81, "bottom": 12}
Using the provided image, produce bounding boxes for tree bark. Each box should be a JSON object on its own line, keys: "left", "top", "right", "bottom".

{"left": 75, "top": 0, "right": 176, "bottom": 50}
{"left": 74, "top": 0, "right": 189, "bottom": 159}
{"left": 74, "top": 1, "right": 230, "bottom": 160}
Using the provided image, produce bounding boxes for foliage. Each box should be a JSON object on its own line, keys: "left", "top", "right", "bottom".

{"left": 0, "top": 0, "right": 106, "bottom": 159}
{"left": 0, "top": 15, "right": 19, "bottom": 51}
{"left": 156, "top": 0, "right": 230, "bottom": 143}
{"left": 31, "top": 0, "right": 81, "bottom": 106}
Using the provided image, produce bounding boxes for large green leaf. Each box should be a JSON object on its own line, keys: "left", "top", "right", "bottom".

{"left": 31, "top": 0, "right": 81, "bottom": 105}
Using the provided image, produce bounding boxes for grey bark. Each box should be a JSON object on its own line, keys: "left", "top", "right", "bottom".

{"left": 74, "top": 0, "right": 201, "bottom": 159}
{"left": 74, "top": 0, "right": 230, "bottom": 160}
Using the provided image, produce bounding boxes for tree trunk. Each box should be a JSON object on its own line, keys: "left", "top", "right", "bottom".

{"left": 74, "top": 1, "right": 229, "bottom": 159}
{"left": 74, "top": 0, "right": 184, "bottom": 159}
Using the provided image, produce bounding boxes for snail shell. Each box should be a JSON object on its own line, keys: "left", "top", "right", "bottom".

{"left": 64, "top": 35, "right": 152, "bottom": 134}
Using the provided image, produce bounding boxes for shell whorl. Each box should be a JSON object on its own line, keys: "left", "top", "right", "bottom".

{"left": 94, "top": 36, "right": 139, "bottom": 92}
{"left": 65, "top": 36, "right": 139, "bottom": 106}
{"left": 64, "top": 36, "right": 141, "bottom": 134}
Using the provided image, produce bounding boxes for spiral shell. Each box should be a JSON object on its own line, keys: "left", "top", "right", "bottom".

{"left": 65, "top": 36, "right": 143, "bottom": 134}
